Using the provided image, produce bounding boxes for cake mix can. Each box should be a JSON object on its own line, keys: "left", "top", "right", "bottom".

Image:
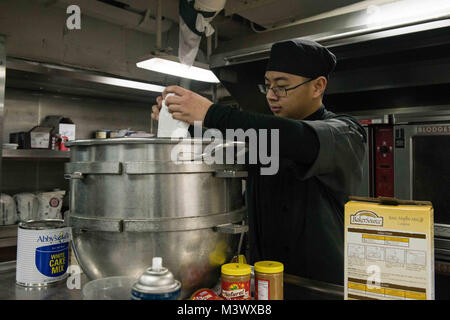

{"left": 16, "top": 220, "right": 71, "bottom": 287}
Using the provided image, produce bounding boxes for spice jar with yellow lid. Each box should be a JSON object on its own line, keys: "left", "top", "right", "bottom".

{"left": 254, "top": 261, "right": 284, "bottom": 300}
{"left": 221, "top": 263, "right": 252, "bottom": 300}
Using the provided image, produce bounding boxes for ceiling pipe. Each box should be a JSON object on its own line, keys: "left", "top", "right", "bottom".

{"left": 156, "top": 0, "right": 162, "bottom": 51}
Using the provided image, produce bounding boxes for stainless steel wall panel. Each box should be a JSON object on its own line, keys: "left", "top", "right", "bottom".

{"left": 3, "top": 89, "right": 40, "bottom": 142}
{"left": 1, "top": 160, "right": 68, "bottom": 196}
{"left": 37, "top": 92, "right": 151, "bottom": 140}
{"left": 1, "top": 160, "right": 38, "bottom": 194}
{"left": 2, "top": 89, "right": 151, "bottom": 143}
{"left": 36, "top": 161, "right": 68, "bottom": 193}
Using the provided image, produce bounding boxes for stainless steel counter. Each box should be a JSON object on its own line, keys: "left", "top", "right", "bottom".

{"left": 0, "top": 261, "right": 88, "bottom": 300}
{"left": 0, "top": 260, "right": 344, "bottom": 300}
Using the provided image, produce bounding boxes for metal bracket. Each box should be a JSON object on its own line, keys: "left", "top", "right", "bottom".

{"left": 214, "top": 223, "right": 249, "bottom": 234}
{"left": 123, "top": 161, "right": 247, "bottom": 176}
{"left": 67, "top": 207, "right": 247, "bottom": 233}
{"left": 64, "top": 171, "right": 84, "bottom": 180}
{"left": 65, "top": 161, "right": 122, "bottom": 175}
{"left": 124, "top": 161, "right": 216, "bottom": 174}
{"left": 214, "top": 170, "right": 248, "bottom": 178}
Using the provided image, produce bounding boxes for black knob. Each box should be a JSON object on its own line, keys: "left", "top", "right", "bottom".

{"left": 379, "top": 146, "right": 389, "bottom": 153}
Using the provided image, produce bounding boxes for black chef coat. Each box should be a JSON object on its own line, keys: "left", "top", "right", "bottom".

{"left": 203, "top": 104, "right": 367, "bottom": 285}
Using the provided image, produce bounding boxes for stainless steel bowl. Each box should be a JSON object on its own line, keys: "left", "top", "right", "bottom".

{"left": 65, "top": 138, "right": 248, "bottom": 298}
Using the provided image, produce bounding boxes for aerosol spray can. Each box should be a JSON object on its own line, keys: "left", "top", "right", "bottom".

{"left": 131, "top": 257, "right": 182, "bottom": 300}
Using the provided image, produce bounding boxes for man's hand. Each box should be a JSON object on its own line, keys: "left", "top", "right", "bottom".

{"left": 151, "top": 86, "right": 214, "bottom": 125}
{"left": 151, "top": 96, "right": 163, "bottom": 121}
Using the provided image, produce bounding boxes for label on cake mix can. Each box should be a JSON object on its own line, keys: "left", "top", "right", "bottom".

{"left": 16, "top": 220, "right": 71, "bottom": 287}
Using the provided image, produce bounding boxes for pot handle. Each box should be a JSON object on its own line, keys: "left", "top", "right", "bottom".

{"left": 215, "top": 221, "right": 248, "bottom": 256}
{"left": 193, "top": 141, "right": 247, "bottom": 162}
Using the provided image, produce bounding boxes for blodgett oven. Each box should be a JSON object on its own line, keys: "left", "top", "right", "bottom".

{"left": 355, "top": 114, "right": 450, "bottom": 238}
{"left": 394, "top": 121, "right": 450, "bottom": 238}
{"left": 393, "top": 117, "right": 450, "bottom": 298}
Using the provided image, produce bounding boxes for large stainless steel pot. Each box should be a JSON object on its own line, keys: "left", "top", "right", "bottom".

{"left": 64, "top": 138, "right": 247, "bottom": 298}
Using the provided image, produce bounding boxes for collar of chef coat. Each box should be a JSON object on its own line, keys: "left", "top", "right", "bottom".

{"left": 303, "top": 105, "right": 325, "bottom": 121}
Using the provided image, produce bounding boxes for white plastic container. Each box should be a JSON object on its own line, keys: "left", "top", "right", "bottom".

{"left": 1, "top": 194, "right": 17, "bottom": 226}
{"left": 83, "top": 276, "right": 137, "bottom": 300}
{"left": 14, "top": 193, "right": 39, "bottom": 222}
{"left": 35, "top": 190, "right": 66, "bottom": 220}
{"left": 157, "top": 93, "right": 190, "bottom": 138}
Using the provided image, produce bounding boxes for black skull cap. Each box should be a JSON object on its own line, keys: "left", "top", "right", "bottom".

{"left": 266, "top": 39, "right": 337, "bottom": 78}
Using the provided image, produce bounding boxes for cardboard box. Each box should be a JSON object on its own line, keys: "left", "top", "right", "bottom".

{"left": 344, "top": 196, "right": 434, "bottom": 300}
{"left": 58, "top": 123, "right": 76, "bottom": 141}
{"left": 28, "top": 126, "right": 53, "bottom": 149}
{"left": 10, "top": 127, "right": 53, "bottom": 149}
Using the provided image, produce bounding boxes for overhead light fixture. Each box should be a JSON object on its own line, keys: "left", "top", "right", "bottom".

{"left": 366, "top": 0, "right": 450, "bottom": 26}
{"left": 103, "top": 77, "right": 166, "bottom": 92}
{"left": 136, "top": 0, "right": 220, "bottom": 84}
{"left": 136, "top": 55, "right": 220, "bottom": 83}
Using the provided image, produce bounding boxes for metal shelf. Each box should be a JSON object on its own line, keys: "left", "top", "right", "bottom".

{"left": 5, "top": 58, "right": 211, "bottom": 104}
{"left": 2, "top": 149, "right": 70, "bottom": 160}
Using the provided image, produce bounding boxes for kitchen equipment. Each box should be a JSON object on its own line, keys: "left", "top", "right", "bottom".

{"left": 14, "top": 193, "right": 39, "bottom": 222}
{"left": 64, "top": 137, "right": 248, "bottom": 298}
{"left": 394, "top": 121, "right": 450, "bottom": 226}
{"left": 83, "top": 276, "right": 137, "bottom": 300}
{"left": 1, "top": 194, "right": 17, "bottom": 226}
{"left": 392, "top": 120, "right": 450, "bottom": 265}
{"left": 16, "top": 220, "right": 71, "bottom": 287}
{"left": 131, "top": 257, "right": 181, "bottom": 300}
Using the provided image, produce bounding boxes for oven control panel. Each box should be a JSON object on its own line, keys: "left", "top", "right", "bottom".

{"left": 374, "top": 125, "right": 394, "bottom": 197}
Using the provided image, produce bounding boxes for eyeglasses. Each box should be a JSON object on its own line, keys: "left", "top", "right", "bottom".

{"left": 258, "top": 78, "right": 314, "bottom": 97}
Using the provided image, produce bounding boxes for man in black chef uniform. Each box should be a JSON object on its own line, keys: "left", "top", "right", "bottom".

{"left": 152, "top": 39, "right": 366, "bottom": 285}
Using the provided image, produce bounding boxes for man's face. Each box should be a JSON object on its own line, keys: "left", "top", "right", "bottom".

{"left": 264, "top": 71, "right": 317, "bottom": 119}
